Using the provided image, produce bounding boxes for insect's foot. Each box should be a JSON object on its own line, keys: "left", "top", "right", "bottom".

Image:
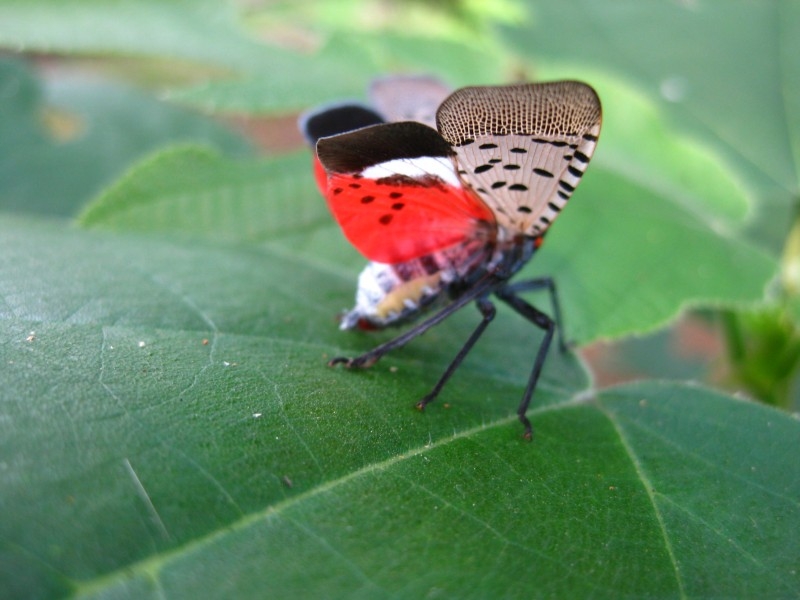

{"left": 519, "top": 414, "right": 534, "bottom": 441}
{"left": 416, "top": 391, "right": 437, "bottom": 412}
{"left": 328, "top": 356, "right": 354, "bottom": 367}
{"left": 328, "top": 355, "right": 378, "bottom": 369}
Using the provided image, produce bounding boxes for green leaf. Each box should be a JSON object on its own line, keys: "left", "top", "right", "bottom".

{"left": 78, "top": 147, "right": 327, "bottom": 244}
{"left": 503, "top": 0, "right": 800, "bottom": 249}
{"left": 0, "top": 0, "right": 266, "bottom": 70}
{"left": 1, "top": 218, "right": 797, "bottom": 598}
{"left": 0, "top": 0, "right": 372, "bottom": 112}
{"left": 0, "top": 57, "right": 252, "bottom": 217}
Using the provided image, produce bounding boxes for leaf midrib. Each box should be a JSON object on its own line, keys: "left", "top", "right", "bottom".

{"left": 68, "top": 394, "right": 596, "bottom": 598}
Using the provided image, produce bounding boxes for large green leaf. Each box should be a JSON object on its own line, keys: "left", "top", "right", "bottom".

{"left": 0, "top": 0, "right": 372, "bottom": 110}
{"left": 0, "top": 58, "right": 252, "bottom": 217}
{"left": 504, "top": 0, "right": 800, "bottom": 249}
{"left": 1, "top": 218, "right": 797, "bottom": 598}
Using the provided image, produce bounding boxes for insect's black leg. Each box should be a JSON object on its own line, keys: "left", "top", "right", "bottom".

{"left": 329, "top": 276, "right": 497, "bottom": 369}
{"left": 416, "top": 296, "right": 496, "bottom": 412}
{"left": 503, "top": 276, "right": 566, "bottom": 352}
{"left": 494, "top": 286, "right": 555, "bottom": 440}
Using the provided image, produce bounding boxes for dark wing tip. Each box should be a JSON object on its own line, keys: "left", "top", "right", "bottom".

{"left": 316, "top": 121, "right": 454, "bottom": 174}
{"left": 298, "top": 103, "right": 384, "bottom": 146}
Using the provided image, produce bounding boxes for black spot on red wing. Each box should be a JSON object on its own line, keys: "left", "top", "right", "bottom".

{"left": 518, "top": 206, "right": 532, "bottom": 213}
{"left": 533, "top": 168, "right": 554, "bottom": 178}
{"left": 474, "top": 164, "right": 493, "bottom": 174}
{"left": 504, "top": 164, "right": 520, "bottom": 170}
{"left": 349, "top": 183, "right": 361, "bottom": 189}
{"left": 491, "top": 181, "right": 506, "bottom": 189}
{"left": 379, "top": 214, "right": 393, "bottom": 225}
{"left": 389, "top": 191, "right": 403, "bottom": 199}
{"left": 479, "top": 143, "right": 498, "bottom": 150}
{"left": 391, "top": 202, "right": 405, "bottom": 210}
{"left": 361, "top": 195, "right": 375, "bottom": 204}
{"left": 508, "top": 183, "right": 528, "bottom": 191}
{"left": 510, "top": 147, "right": 527, "bottom": 154}
{"left": 333, "top": 187, "right": 343, "bottom": 195}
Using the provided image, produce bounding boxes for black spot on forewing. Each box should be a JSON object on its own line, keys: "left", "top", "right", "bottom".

{"left": 508, "top": 183, "right": 528, "bottom": 191}
{"left": 559, "top": 180, "right": 575, "bottom": 192}
{"left": 474, "top": 164, "right": 493, "bottom": 174}
{"left": 573, "top": 150, "right": 590, "bottom": 163}
{"left": 533, "top": 168, "right": 554, "bottom": 178}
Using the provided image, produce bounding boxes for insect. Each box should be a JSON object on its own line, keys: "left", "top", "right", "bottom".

{"left": 299, "top": 77, "right": 601, "bottom": 438}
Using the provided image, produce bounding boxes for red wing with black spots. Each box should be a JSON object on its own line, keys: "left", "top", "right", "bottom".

{"left": 315, "top": 121, "right": 495, "bottom": 264}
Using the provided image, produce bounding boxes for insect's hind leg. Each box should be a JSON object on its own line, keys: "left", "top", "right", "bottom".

{"left": 329, "top": 276, "right": 496, "bottom": 369}
{"left": 503, "top": 276, "right": 566, "bottom": 352}
{"left": 416, "top": 296, "right": 496, "bottom": 411}
{"left": 494, "top": 286, "right": 556, "bottom": 440}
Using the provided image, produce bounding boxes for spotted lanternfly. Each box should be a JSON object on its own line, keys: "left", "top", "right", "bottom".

{"left": 299, "top": 76, "right": 601, "bottom": 439}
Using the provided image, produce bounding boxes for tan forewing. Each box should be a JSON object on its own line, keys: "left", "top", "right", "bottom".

{"left": 436, "top": 81, "right": 602, "bottom": 236}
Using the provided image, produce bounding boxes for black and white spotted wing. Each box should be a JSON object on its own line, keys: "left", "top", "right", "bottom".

{"left": 436, "top": 81, "right": 602, "bottom": 236}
